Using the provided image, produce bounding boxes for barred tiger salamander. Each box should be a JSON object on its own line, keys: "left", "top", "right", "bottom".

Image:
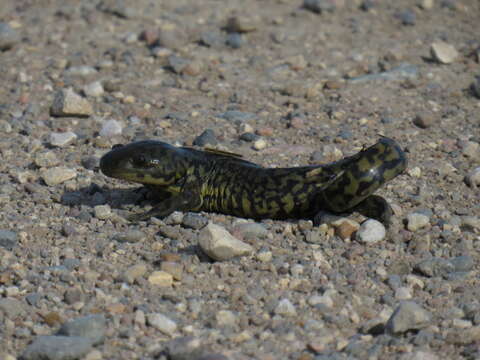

{"left": 100, "top": 137, "right": 407, "bottom": 224}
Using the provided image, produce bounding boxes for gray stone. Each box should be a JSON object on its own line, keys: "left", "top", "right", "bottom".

{"left": 166, "top": 336, "right": 204, "bottom": 360}
{"left": 219, "top": 110, "right": 256, "bottom": 124}
{"left": 83, "top": 81, "right": 104, "bottom": 97}
{"left": 0, "top": 230, "right": 17, "bottom": 250}
{"left": 226, "top": 33, "right": 243, "bottom": 49}
{"left": 41, "top": 167, "right": 77, "bottom": 186}
{"left": 34, "top": 151, "right": 60, "bottom": 167}
{"left": 65, "top": 66, "right": 97, "bottom": 77}
{"left": 215, "top": 310, "right": 237, "bottom": 328}
{"left": 193, "top": 129, "right": 217, "bottom": 147}
{"left": 350, "top": 64, "right": 419, "bottom": 83}
{"left": 0, "top": 297, "right": 24, "bottom": 317}
{"left": 356, "top": 219, "right": 386, "bottom": 244}
{"left": 450, "top": 255, "right": 474, "bottom": 272}
{"left": 168, "top": 55, "right": 189, "bottom": 74}
{"left": 414, "top": 257, "right": 454, "bottom": 277}
{"left": 303, "top": 0, "right": 336, "bottom": 13}
{"left": 232, "top": 222, "right": 268, "bottom": 240}
{"left": 200, "top": 31, "right": 225, "bottom": 48}
{"left": 20, "top": 336, "right": 93, "bottom": 360}
{"left": 147, "top": 313, "right": 177, "bottom": 336}
{"left": 113, "top": 230, "right": 146, "bottom": 243}
{"left": 122, "top": 263, "right": 148, "bottom": 284}
{"left": 50, "top": 132, "right": 77, "bottom": 147}
{"left": 50, "top": 89, "right": 93, "bottom": 117}
{"left": 275, "top": 298, "right": 297, "bottom": 316}
{"left": 465, "top": 167, "right": 480, "bottom": 188}
{"left": 198, "top": 223, "right": 253, "bottom": 261}
{"left": 182, "top": 213, "right": 208, "bottom": 230}
{"left": 0, "top": 22, "right": 20, "bottom": 51}
{"left": 99, "top": 119, "right": 122, "bottom": 137}
{"left": 407, "top": 212, "right": 430, "bottom": 231}
{"left": 386, "top": 301, "right": 431, "bottom": 334}
{"left": 57, "top": 315, "right": 106, "bottom": 345}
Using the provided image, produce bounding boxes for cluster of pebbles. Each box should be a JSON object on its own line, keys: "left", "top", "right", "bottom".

{"left": 0, "top": 0, "right": 479, "bottom": 359}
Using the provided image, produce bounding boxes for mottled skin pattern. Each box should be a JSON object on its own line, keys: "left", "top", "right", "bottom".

{"left": 100, "top": 137, "right": 407, "bottom": 224}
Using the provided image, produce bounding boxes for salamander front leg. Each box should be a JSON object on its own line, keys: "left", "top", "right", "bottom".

{"left": 351, "top": 194, "right": 393, "bottom": 227}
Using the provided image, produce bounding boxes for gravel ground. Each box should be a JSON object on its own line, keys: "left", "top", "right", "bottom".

{"left": 1, "top": 0, "right": 480, "bottom": 359}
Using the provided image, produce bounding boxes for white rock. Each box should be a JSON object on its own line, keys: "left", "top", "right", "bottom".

{"left": 94, "top": 205, "right": 111, "bottom": 220}
{"left": 431, "top": 41, "right": 458, "bottom": 64}
{"left": 395, "top": 287, "right": 412, "bottom": 300}
{"left": 147, "top": 313, "right": 177, "bottom": 336}
{"left": 198, "top": 223, "right": 253, "bottom": 261}
{"left": 253, "top": 138, "right": 267, "bottom": 150}
{"left": 356, "top": 219, "right": 386, "bottom": 244}
{"left": 307, "top": 294, "right": 334, "bottom": 308}
{"left": 50, "top": 88, "right": 93, "bottom": 117}
{"left": 83, "top": 81, "right": 104, "bottom": 97}
{"left": 407, "top": 213, "right": 430, "bottom": 231}
{"left": 99, "top": 119, "right": 122, "bottom": 137}
{"left": 465, "top": 167, "right": 480, "bottom": 188}
{"left": 386, "top": 301, "right": 431, "bottom": 334}
{"left": 41, "top": 167, "right": 77, "bottom": 186}
{"left": 50, "top": 131, "right": 77, "bottom": 147}
{"left": 65, "top": 65, "right": 98, "bottom": 77}
{"left": 215, "top": 310, "right": 237, "bottom": 327}
{"left": 275, "top": 298, "right": 297, "bottom": 316}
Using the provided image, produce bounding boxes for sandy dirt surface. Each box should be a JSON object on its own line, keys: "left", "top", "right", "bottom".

{"left": 1, "top": 0, "right": 480, "bottom": 359}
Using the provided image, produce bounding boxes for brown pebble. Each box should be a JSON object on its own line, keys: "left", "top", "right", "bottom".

{"left": 289, "top": 117, "right": 305, "bottom": 129}
{"left": 413, "top": 112, "right": 434, "bottom": 129}
{"left": 256, "top": 127, "right": 274, "bottom": 137}
{"left": 140, "top": 29, "right": 159, "bottom": 46}
{"left": 160, "top": 253, "right": 182, "bottom": 262}
{"left": 42, "top": 312, "right": 63, "bottom": 326}
{"left": 107, "top": 303, "right": 127, "bottom": 314}
{"left": 324, "top": 80, "right": 344, "bottom": 90}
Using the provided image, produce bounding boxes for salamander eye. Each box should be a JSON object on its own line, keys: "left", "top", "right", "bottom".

{"left": 131, "top": 154, "right": 152, "bottom": 167}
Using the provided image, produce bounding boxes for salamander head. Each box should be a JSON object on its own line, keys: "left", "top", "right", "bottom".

{"left": 100, "top": 140, "right": 187, "bottom": 186}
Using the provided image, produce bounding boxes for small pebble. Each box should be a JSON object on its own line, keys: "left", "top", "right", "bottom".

{"left": 215, "top": 310, "right": 237, "bottom": 328}
{"left": 419, "top": 0, "right": 435, "bottom": 10}
{"left": 113, "top": 230, "right": 146, "bottom": 243}
{"left": 333, "top": 218, "right": 360, "bottom": 240}
{"left": 395, "top": 287, "right": 413, "bottom": 300}
{"left": 166, "top": 336, "right": 203, "bottom": 360}
{"left": 57, "top": 315, "right": 106, "bottom": 345}
{"left": 226, "top": 33, "right": 243, "bottom": 49}
{"left": 65, "top": 65, "right": 97, "bottom": 77}
{"left": 122, "top": 263, "right": 148, "bottom": 284}
{"left": 407, "top": 212, "right": 430, "bottom": 231}
{"left": 253, "top": 138, "right": 267, "bottom": 150}
{"left": 94, "top": 205, "right": 111, "bottom": 220}
{"left": 219, "top": 110, "right": 256, "bottom": 123}
{"left": 0, "top": 22, "right": 20, "bottom": 51}
{"left": 21, "top": 336, "right": 93, "bottom": 360}
{"left": 160, "top": 261, "right": 183, "bottom": 281}
{"left": 50, "top": 131, "right": 77, "bottom": 147}
{"left": 413, "top": 112, "right": 434, "bottom": 129}
{"left": 193, "top": 129, "right": 218, "bottom": 147}
{"left": 398, "top": 9, "right": 416, "bottom": 25}
{"left": 431, "top": 41, "right": 459, "bottom": 64}
{"left": 50, "top": 89, "right": 93, "bottom": 117}
{"left": 303, "top": 0, "right": 336, "bottom": 13}
{"left": 41, "top": 167, "right": 77, "bottom": 186}
{"left": 386, "top": 301, "right": 431, "bottom": 334}
{"left": 465, "top": 167, "right": 480, "bottom": 188}
{"left": 99, "top": 119, "right": 122, "bottom": 137}
{"left": 83, "top": 81, "right": 105, "bottom": 97}
{"left": 147, "top": 313, "right": 177, "bottom": 336}
{"left": 356, "top": 219, "right": 386, "bottom": 244}
{"left": 256, "top": 249, "right": 272, "bottom": 262}
{"left": 275, "top": 298, "right": 297, "bottom": 316}
{"left": 148, "top": 271, "right": 173, "bottom": 287}
{"left": 232, "top": 222, "right": 268, "bottom": 240}
{"left": 198, "top": 223, "right": 253, "bottom": 261}
{"left": 226, "top": 16, "right": 259, "bottom": 33}
{"left": 0, "top": 230, "right": 18, "bottom": 250}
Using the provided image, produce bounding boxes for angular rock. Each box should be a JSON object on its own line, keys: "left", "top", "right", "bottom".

{"left": 303, "top": 0, "right": 336, "bottom": 13}
{"left": 386, "top": 301, "right": 431, "bottom": 334}
{"left": 50, "top": 132, "right": 77, "bottom": 147}
{"left": 122, "top": 263, "right": 148, "bottom": 284}
{"left": 198, "top": 223, "right": 253, "bottom": 261}
{"left": 407, "top": 212, "right": 430, "bottom": 231}
{"left": 57, "top": 315, "right": 106, "bottom": 345}
{"left": 0, "top": 230, "right": 17, "bottom": 250}
{"left": 41, "top": 167, "right": 77, "bottom": 186}
{"left": 431, "top": 41, "right": 458, "bottom": 64}
{"left": 0, "top": 22, "right": 20, "bottom": 51}
{"left": 50, "top": 89, "right": 93, "bottom": 117}
{"left": 414, "top": 257, "right": 454, "bottom": 277}
{"left": 147, "top": 313, "right": 177, "bottom": 336}
{"left": 166, "top": 336, "right": 203, "bottom": 360}
{"left": 148, "top": 271, "right": 173, "bottom": 286}
{"left": 20, "top": 336, "right": 93, "bottom": 360}
{"left": 275, "top": 298, "right": 297, "bottom": 317}
{"left": 99, "top": 119, "right": 122, "bottom": 137}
